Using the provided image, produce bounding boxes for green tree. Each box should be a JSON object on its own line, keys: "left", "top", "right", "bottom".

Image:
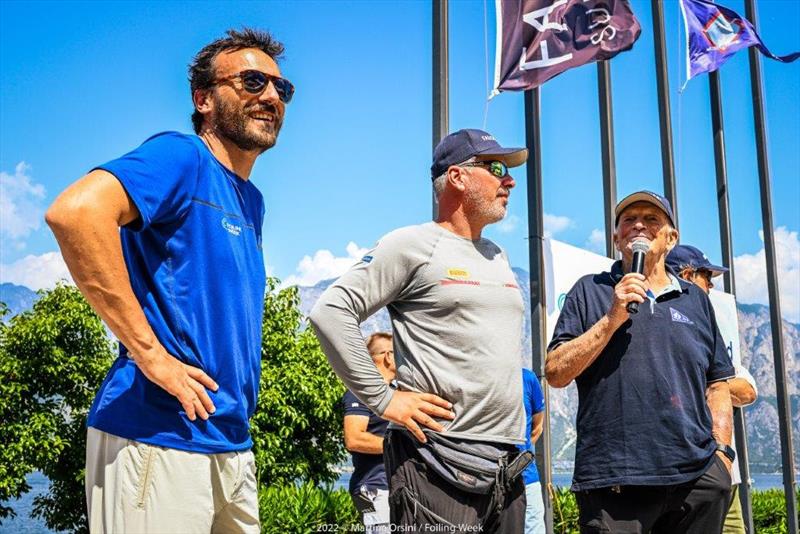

{"left": 0, "top": 279, "right": 348, "bottom": 531}
{"left": 250, "top": 279, "right": 347, "bottom": 487}
{"left": 0, "top": 285, "right": 115, "bottom": 531}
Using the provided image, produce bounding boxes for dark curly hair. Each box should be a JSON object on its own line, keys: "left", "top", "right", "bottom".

{"left": 189, "top": 28, "right": 285, "bottom": 133}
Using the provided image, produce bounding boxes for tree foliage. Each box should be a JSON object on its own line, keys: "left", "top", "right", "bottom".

{"left": 0, "top": 279, "right": 347, "bottom": 531}
{"left": 250, "top": 279, "right": 347, "bottom": 487}
{"left": 0, "top": 285, "right": 115, "bottom": 531}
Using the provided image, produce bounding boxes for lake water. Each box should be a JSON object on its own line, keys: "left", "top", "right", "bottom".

{"left": 1, "top": 471, "right": 794, "bottom": 533}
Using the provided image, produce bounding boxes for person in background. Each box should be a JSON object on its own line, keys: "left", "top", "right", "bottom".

{"left": 667, "top": 244, "right": 759, "bottom": 534}
{"left": 342, "top": 332, "right": 396, "bottom": 533}
{"left": 519, "top": 368, "right": 546, "bottom": 534}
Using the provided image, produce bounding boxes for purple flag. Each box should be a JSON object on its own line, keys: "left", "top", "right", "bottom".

{"left": 491, "top": 0, "right": 641, "bottom": 96}
{"left": 679, "top": 0, "right": 800, "bottom": 85}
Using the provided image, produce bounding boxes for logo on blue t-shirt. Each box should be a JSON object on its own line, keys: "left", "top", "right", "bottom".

{"left": 669, "top": 307, "right": 693, "bottom": 324}
{"left": 221, "top": 217, "right": 242, "bottom": 236}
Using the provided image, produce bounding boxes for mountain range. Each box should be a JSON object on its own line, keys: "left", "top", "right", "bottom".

{"left": 3, "top": 275, "right": 798, "bottom": 473}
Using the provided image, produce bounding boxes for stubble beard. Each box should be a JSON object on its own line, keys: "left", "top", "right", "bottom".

{"left": 464, "top": 185, "right": 508, "bottom": 226}
{"left": 212, "top": 94, "right": 283, "bottom": 153}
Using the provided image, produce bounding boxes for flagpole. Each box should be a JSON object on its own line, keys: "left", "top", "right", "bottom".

{"left": 708, "top": 69, "right": 755, "bottom": 534}
{"left": 432, "top": 0, "right": 449, "bottom": 219}
{"left": 597, "top": 60, "right": 617, "bottom": 258}
{"left": 650, "top": 0, "right": 679, "bottom": 229}
{"left": 524, "top": 86, "right": 554, "bottom": 534}
{"left": 743, "top": 2, "right": 798, "bottom": 531}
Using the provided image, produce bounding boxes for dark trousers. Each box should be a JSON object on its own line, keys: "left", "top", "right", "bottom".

{"left": 575, "top": 455, "right": 732, "bottom": 534}
{"left": 384, "top": 429, "right": 526, "bottom": 533}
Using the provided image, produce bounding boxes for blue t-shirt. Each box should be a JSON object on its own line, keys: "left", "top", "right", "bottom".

{"left": 517, "top": 368, "right": 545, "bottom": 485}
{"left": 343, "top": 390, "right": 389, "bottom": 492}
{"left": 548, "top": 261, "right": 735, "bottom": 491}
{"left": 86, "top": 132, "right": 266, "bottom": 454}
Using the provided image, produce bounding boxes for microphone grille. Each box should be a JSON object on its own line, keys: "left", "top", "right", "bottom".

{"left": 632, "top": 239, "right": 650, "bottom": 254}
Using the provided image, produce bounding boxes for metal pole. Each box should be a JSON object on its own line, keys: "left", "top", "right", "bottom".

{"left": 524, "top": 87, "right": 553, "bottom": 534}
{"left": 432, "top": 0, "right": 449, "bottom": 219}
{"left": 597, "top": 60, "right": 617, "bottom": 259}
{"left": 709, "top": 69, "right": 755, "bottom": 534}
{"left": 744, "top": 1, "right": 798, "bottom": 530}
{"left": 650, "top": 0, "right": 679, "bottom": 229}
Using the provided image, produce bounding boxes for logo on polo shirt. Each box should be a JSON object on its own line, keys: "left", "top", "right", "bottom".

{"left": 447, "top": 268, "right": 470, "bottom": 279}
{"left": 361, "top": 255, "right": 373, "bottom": 264}
{"left": 669, "top": 307, "right": 693, "bottom": 324}
{"left": 221, "top": 217, "right": 242, "bottom": 236}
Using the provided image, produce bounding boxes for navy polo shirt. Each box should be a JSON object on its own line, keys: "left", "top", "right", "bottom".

{"left": 548, "top": 261, "right": 734, "bottom": 491}
{"left": 343, "top": 390, "right": 389, "bottom": 493}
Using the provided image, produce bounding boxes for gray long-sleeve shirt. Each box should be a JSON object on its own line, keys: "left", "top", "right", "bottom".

{"left": 309, "top": 222, "right": 526, "bottom": 445}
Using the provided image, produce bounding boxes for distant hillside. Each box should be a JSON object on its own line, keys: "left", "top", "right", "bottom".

{"left": 297, "top": 270, "right": 800, "bottom": 473}
{"left": 0, "top": 283, "right": 38, "bottom": 319}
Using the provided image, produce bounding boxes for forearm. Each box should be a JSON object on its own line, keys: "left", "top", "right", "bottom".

{"left": 346, "top": 433, "right": 384, "bottom": 455}
{"left": 728, "top": 377, "right": 757, "bottom": 407}
{"left": 309, "top": 288, "right": 392, "bottom": 415}
{"left": 706, "top": 381, "right": 733, "bottom": 446}
{"left": 545, "top": 314, "right": 620, "bottom": 388}
{"left": 48, "top": 210, "right": 163, "bottom": 363}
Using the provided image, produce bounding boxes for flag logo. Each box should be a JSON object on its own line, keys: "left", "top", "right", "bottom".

{"left": 702, "top": 12, "right": 742, "bottom": 52}
{"left": 670, "top": 307, "right": 694, "bottom": 324}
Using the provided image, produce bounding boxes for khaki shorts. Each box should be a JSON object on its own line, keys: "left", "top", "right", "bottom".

{"left": 86, "top": 427, "right": 259, "bottom": 534}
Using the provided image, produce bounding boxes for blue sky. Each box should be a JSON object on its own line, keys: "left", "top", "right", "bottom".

{"left": 1, "top": 0, "right": 798, "bottom": 320}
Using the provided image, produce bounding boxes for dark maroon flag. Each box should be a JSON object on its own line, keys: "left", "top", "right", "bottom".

{"left": 491, "top": 0, "right": 641, "bottom": 96}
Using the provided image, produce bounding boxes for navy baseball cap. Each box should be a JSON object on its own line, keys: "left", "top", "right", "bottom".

{"left": 431, "top": 129, "right": 528, "bottom": 180}
{"left": 666, "top": 244, "right": 729, "bottom": 276}
{"left": 614, "top": 190, "right": 675, "bottom": 227}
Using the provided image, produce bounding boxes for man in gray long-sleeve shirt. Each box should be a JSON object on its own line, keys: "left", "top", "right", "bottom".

{"left": 310, "top": 129, "right": 530, "bottom": 532}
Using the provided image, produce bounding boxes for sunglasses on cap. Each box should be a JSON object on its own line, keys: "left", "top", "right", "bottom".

{"left": 214, "top": 70, "right": 295, "bottom": 103}
{"left": 460, "top": 160, "right": 509, "bottom": 179}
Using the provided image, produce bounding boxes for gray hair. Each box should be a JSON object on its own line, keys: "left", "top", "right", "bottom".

{"left": 432, "top": 157, "right": 477, "bottom": 198}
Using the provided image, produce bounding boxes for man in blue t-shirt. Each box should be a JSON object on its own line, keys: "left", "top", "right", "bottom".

{"left": 46, "top": 28, "right": 294, "bottom": 533}
{"left": 545, "top": 192, "right": 735, "bottom": 533}
{"left": 518, "top": 368, "right": 546, "bottom": 534}
{"left": 343, "top": 332, "right": 396, "bottom": 533}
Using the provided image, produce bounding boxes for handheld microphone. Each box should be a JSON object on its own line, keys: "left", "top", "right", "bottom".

{"left": 626, "top": 239, "right": 650, "bottom": 314}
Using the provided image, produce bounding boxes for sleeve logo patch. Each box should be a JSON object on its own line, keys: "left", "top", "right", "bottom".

{"left": 446, "top": 268, "right": 470, "bottom": 279}
{"left": 361, "top": 255, "right": 373, "bottom": 263}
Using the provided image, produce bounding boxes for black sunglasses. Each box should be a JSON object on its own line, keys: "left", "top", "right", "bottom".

{"left": 214, "top": 70, "right": 295, "bottom": 103}
{"left": 460, "top": 160, "right": 509, "bottom": 179}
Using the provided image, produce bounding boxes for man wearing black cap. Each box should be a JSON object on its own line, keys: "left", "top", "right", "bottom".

{"left": 311, "top": 129, "right": 531, "bottom": 531}
{"left": 667, "top": 244, "right": 758, "bottom": 534}
{"left": 545, "top": 191, "right": 736, "bottom": 533}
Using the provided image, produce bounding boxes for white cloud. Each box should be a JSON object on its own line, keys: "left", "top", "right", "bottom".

{"left": 543, "top": 213, "right": 574, "bottom": 238}
{"left": 585, "top": 228, "right": 606, "bottom": 254}
{"left": 497, "top": 214, "right": 521, "bottom": 234}
{"left": 0, "top": 251, "right": 73, "bottom": 290}
{"left": 0, "top": 162, "right": 46, "bottom": 246}
{"left": 734, "top": 227, "right": 800, "bottom": 323}
{"left": 283, "top": 242, "right": 368, "bottom": 288}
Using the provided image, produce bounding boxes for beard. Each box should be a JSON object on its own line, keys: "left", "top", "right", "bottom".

{"left": 464, "top": 184, "right": 508, "bottom": 225}
{"left": 212, "top": 93, "right": 283, "bottom": 152}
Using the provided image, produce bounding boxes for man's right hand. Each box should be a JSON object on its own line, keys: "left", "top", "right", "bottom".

{"left": 608, "top": 272, "right": 647, "bottom": 326}
{"left": 134, "top": 351, "right": 219, "bottom": 421}
{"left": 381, "top": 391, "right": 455, "bottom": 443}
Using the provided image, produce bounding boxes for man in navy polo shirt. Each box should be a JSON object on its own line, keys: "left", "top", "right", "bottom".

{"left": 545, "top": 191, "right": 735, "bottom": 533}
{"left": 343, "top": 332, "right": 396, "bottom": 533}
{"left": 46, "top": 28, "right": 292, "bottom": 533}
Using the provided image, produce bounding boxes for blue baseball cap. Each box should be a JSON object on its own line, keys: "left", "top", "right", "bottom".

{"left": 431, "top": 129, "right": 528, "bottom": 180}
{"left": 666, "top": 244, "right": 729, "bottom": 276}
{"left": 614, "top": 190, "right": 675, "bottom": 227}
